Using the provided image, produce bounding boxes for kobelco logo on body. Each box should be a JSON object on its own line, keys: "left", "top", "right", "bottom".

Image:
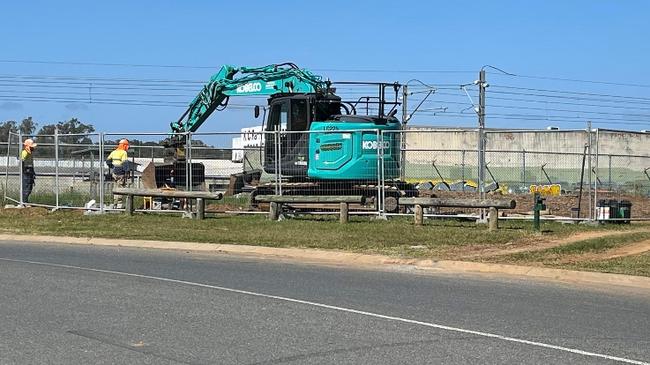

{"left": 362, "top": 140, "right": 390, "bottom": 150}
{"left": 236, "top": 82, "right": 263, "bottom": 93}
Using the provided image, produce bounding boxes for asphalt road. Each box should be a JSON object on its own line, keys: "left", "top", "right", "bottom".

{"left": 0, "top": 240, "right": 648, "bottom": 365}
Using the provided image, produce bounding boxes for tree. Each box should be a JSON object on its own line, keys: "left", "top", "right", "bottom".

{"left": 0, "top": 120, "right": 17, "bottom": 142}
{"left": 37, "top": 118, "right": 96, "bottom": 157}
{"left": 37, "top": 118, "right": 95, "bottom": 143}
{"left": 19, "top": 117, "right": 37, "bottom": 136}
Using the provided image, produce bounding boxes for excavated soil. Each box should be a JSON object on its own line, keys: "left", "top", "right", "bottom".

{"left": 422, "top": 191, "right": 650, "bottom": 219}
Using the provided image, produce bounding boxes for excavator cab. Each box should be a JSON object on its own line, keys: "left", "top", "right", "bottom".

{"left": 262, "top": 93, "right": 341, "bottom": 176}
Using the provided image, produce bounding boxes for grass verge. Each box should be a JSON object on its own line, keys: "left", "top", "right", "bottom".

{"left": 1, "top": 208, "right": 649, "bottom": 276}
{"left": 562, "top": 253, "right": 650, "bottom": 277}
{"left": 487, "top": 231, "right": 650, "bottom": 277}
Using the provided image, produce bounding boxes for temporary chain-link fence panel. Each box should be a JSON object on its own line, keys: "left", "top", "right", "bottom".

{"left": 190, "top": 132, "right": 258, "bottom": 212}
{"left": 14, "top": 132, "right": 56, "bottom": 207}
{"left": 55, "top": 133, "right": 101, "bottom": 208}
{"left": 275, "top": 130, "right": 383, "bottom": 214}
{"left": 399, "top": 129, "right": 480, "bottom": 191}
{"left": 4, "top": 127, "right": 650, "bottom": 221}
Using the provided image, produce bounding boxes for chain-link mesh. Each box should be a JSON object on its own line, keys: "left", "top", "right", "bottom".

{"left": 398, "top": 130, "right": 481, "bottom": 199}
{"left": 593, "top": 153, "right": 650, "bottom": 219}
{"left": 52, "top": 133, "right": 101, "bottom": 208}
{"left": 19, "top": 133, "right": 56, "bottom": 206}
{"left": 190, "top": 132, "right": 259, "bottom": 212}
{"left": 3, "top": 133, "right": 22, "bottom": 204}
{"left": 274, "top": 130, "right": 383, "bottom": 214}
{"left": 4, "top": 127, "right": 650, "bottom": 220}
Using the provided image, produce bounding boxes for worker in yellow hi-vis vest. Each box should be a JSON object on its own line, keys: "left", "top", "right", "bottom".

{"left": 106, "top": 139, "right": 130, "bottom": 208}
{"left": 20, "top": 138, "right": 37, "bottom": 205}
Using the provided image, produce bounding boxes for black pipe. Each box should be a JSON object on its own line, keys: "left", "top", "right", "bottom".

{"left": 577, "top": 144, "right": 588, "bottom": 218}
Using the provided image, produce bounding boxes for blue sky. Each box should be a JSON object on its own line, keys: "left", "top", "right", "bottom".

{"left": 1, "top": 0, "right": 649, "bottom": 141}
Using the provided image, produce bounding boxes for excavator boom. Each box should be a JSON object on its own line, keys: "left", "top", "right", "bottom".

{"left": 170, "top": 63, "right": 327, "bottom": 134}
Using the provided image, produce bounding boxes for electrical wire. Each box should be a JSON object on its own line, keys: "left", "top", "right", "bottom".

{"left": 491, "top": 84, "right": 650, "bottom": 102}
{"left": 488, "top": 71, "right": 650, "bottom": 89}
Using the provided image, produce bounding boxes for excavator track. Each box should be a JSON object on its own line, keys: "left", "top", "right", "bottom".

{"left": 248, "top": 180, "right": 417, "bottom": 213}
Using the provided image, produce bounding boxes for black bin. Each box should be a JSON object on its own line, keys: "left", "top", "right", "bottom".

{"left": 608, "top": 200, "right": 620, "bottom": 220}
{"left": 618, "top": 200, "right": 632, "bottom": 224}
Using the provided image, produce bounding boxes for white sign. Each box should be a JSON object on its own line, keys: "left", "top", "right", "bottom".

{"left": 231, "top": 137, "right": 244, "bottom": 162}
{"left": 231, "top": 124, "right": 285, "bottom": 162}
{"left": 241, "top": 126, "right": 264, "bottom": 147}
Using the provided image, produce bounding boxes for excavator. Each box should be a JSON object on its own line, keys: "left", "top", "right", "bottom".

{"left": 151, "top": 63, "right": 416, "bottom": 212}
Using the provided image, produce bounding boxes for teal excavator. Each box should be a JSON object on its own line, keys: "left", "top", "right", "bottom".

{"left": 157, "top": 63, "right": 415, "bottom": 212}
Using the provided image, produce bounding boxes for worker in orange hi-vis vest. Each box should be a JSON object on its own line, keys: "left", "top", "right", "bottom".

{"left": 106, "top": 139, "right": 130, "bottom": 208}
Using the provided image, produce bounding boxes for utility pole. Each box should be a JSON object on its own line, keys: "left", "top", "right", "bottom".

{"left": 475, "top": 69, "right": 488, "bottom": 222}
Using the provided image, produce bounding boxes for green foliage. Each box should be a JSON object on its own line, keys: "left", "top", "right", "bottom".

{"left": 0, "top": 117, "right": 38, "bottom": 142}
{"left": 0, "top": 120, "right": 17, "bottom": 142}
{"left": 37, "top": 118, "right": 95, "bottom": 141}
{"left": 19, "top": 117, "right": 37, "bottom": 136}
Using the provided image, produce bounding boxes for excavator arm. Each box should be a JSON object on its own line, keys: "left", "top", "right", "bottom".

{"left": 170, "top": 63, "right": 327, "bottom": 134}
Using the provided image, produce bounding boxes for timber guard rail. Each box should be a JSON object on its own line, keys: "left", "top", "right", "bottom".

{"left": 112, "top": 188, "right": 224, "bottom": 220}
{"left": 399, "top": 197, "right": 517, "bottom": 230}
{"left": 255, "top": 195, "right": 365, "bottom": 224}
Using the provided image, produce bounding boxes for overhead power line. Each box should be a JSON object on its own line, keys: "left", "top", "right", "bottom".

{"left": 489, "top": 71, "right": 650, "bottom": 89}
{"left": 3, "top": 58, "right": 650, "bottom": 89}
{"left": 491, "top": 85, "right": 650, "bottom": 102}
{"left": 0, "top": 59, "right": 474, "bottom": 74}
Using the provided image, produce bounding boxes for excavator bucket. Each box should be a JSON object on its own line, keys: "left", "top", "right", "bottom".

{"left": 141, "top": 161, "right": 206, "bottom": 190}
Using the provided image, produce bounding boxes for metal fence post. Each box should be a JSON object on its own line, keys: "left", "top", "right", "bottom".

{"left": 608, "top": 155, "right": 612, "bottom": 190}
{"left": 275, "top": 127, "right": 282, "bottom": 196}
{"left": 522, "top": 150, "right": 526, "bottom": 187}
{"left": 478, "top": 128, "right": 485, "bottom": 201}
{"left": 187, "top": 132, "right": 193, "bottom": 191}
{"left": 593, "top": 128, "right": 599, "bottom": 219}
{"left": 400, "top": 85, "right": 408, "bottom": 181}
{"left": 54, "top": 127, "right": 60, "bottom": 209}
{"left": 477, "top": 129, "right": 486, "bottom": 221}
{"left": 99, "top": 132, "right": 104, "bottom": 213}
{"left": 4, "top": 133, "right": 13, "bottom": 204}
{"left": 378, "top": 129, "right": 384, "bottom": 216}
{"left": 586, "top": 122, "right": 593, "bottom": 221}
{"left": 461, "top": 149, "right": 466, "bottom": 192}
{"left": 18, "top": 131, "right": 23, "bottom": 205}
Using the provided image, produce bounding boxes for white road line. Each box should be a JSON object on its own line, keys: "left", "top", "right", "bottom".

{"left": 1, "top": 256, "right": 648, "bottom": 365}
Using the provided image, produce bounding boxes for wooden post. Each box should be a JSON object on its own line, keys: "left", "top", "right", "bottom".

{"left": 415, "top": 204, "right": 423, "bottom": 226}
{"left": 339, "top": 202, "right": 349, "bottom": 224}
{"left": 196, "top": 198, "right": 205, "bottom": 220}
{"left": 125, "top": 195, "right": 134, "bottom": 216}
{"left": 269, "top": 202, "right": 280, "bottom": 221}
{"left": 488, "top": 207, "right": 498, "bottom": 231}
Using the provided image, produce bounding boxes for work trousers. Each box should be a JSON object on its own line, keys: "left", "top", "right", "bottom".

{"left": 112, "top": 173, "right": 128, "bottom": 207}
{"left": 22, "top": 172, "right": 35, "bottom": 203}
